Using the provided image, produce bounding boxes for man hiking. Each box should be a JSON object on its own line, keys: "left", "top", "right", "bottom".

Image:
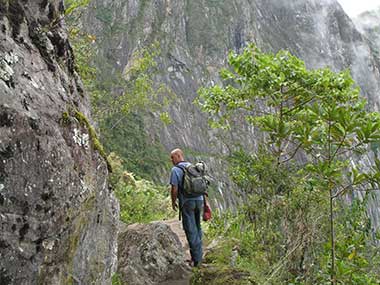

{"left": 169, "top": 148, "right": 203, "bottom": 267}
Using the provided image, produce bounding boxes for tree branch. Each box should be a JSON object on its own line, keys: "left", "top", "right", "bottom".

{"left": 280, "top": 142, "right": 303, "bottom": 164}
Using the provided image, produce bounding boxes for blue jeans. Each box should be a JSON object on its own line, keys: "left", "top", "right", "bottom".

{"left": 181, "top": 200, "right": 203, "bottom": 265}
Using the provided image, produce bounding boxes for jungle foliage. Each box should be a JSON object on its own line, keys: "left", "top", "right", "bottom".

{"left": 108, "top": 153, "right": 173, "bottom": 224}
{"left": 198, "top": 44, "right": 380, "bottom": 284}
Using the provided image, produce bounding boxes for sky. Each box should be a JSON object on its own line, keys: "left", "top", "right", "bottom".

{"left": 337, "top": 0, "right": 380, "bottom": 17}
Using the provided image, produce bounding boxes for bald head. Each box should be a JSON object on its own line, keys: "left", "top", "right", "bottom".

{"left": 170, "top": 148, "right": 184, "bottom": 165}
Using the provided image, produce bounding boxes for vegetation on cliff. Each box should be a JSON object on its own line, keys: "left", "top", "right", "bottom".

{"left": 66, "top": 1, "right": 173, "bottom": 180}
{"left": 65, "top": 0, "right": 173, "bottom": 224}
{"left": 108, "top": 152, "right": 174, "bottom": 224}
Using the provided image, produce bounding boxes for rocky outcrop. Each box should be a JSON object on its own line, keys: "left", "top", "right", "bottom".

{"left": 0, "top": 1, "right": 119, "bottom": 284}
{"left": 117, "top": 222, "right": 190, "bottom": 285}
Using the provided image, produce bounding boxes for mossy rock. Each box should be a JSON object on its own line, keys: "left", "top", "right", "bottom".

{"left": 191, "top": 265, "right": 255, "bottom": 285}
{"left": 61, "top": 109, "right": 112, "bottom": 172}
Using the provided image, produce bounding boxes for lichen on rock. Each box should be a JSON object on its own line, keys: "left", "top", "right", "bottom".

{"left": 0, "top": 51, "right": 18, "bottom": 87}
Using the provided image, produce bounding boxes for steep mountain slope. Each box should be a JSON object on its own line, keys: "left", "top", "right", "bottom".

{"left": 0, "top": 1, "right": 118, "bottom": 284}
{"left": 82, "top": 0, "right": 380, "bottom": 216}
{"left": 355, "top": 8, "right": 380, "bottom": 43}
{"left": 354, "top": 8, "right": 380, "bottom": 66}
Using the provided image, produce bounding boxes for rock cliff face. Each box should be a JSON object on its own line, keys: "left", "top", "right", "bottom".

{"left": 355, "top": 11, "right": 380, "bottom": 119}
{"left": 0, "top": 1, "right": 119, "bottom": 284}
{"left": 354, "top": 8, "right": 380, "bottom": 64}
{"left": 83, "top": 0, "right": 380, "bottom": 139}
{"left": 82, "top": 0, "right": 380, "bottom": 218}
{"left": 353, "top": 8, "right": 380, "bottom": 232}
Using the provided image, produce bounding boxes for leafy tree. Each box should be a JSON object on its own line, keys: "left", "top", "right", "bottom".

{"left": 198, "top": 44, "right": 380, "bottom": 283}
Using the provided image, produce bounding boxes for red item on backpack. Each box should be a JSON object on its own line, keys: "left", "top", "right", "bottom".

{"left": 203, "top": 202, "right": 212, "bottom": 221}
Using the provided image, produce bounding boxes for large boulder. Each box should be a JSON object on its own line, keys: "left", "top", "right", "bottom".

{"left": 0, "top": 1, "right": 119, "bottom": 284}
{"left": 117, "top": 222, "right": 190, "bottom": 285}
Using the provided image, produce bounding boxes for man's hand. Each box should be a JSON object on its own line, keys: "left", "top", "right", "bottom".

{"left": 171, "top": 185, "right": 178, "bottom": 211}
{"left": 172, "top": 201, "right": 178, "bottom": 211}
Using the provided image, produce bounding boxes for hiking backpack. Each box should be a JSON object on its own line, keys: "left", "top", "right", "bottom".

{"left": 176, "top": 161, "right": 210, "bottom": 197}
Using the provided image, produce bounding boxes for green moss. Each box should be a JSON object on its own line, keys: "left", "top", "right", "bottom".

{"left": 61, "top": 111, "right": 70, "bottom": 125}
{"left": 111, "top": 273, "right": 123, "bottom": 285}
{"left": 73, "top": 110, "right": 112, "bottom": 172}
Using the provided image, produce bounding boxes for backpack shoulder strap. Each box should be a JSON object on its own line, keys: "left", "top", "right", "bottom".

{"left": 174, "top": 162, "right": 190, "bottom": 172}
{"left": 174, "top": 164, "right": 187, "bottom": 190}
{"left": 175, "top": 164, "right": 185, "bottom": 171}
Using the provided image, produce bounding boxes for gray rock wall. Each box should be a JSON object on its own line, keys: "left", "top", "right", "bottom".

{"left": 0, "top": 1, "right": 119, "bottom": 284}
